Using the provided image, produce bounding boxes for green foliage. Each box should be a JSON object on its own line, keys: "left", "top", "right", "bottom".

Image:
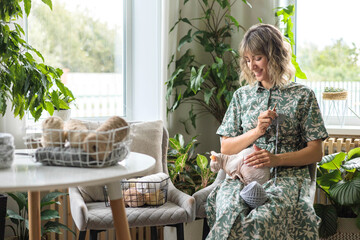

{"left": 298, "top": 39, "right": 360, "bottom": 82}
{"left": 28, "top": 1, "right": 116, "bottom": 72}
{"left": 324, "top": 87, "right": 345, "bottom": 93}
{"left": 167, "top": 134, "right": 216, "bottom": 195}
{"left": 166, "top": 0, "right": 251, "bottom": 130}
{"left": 6, "top": 191, "right": 75, "bottom": 239}
{"left": 0, "top": 0, "right": 75, "bottom": 121}
{"left": 315, "top": 147, "right": 360, "bottom": 237}
{"left": 275, "top": 4, "right": 306, "bottom": 79}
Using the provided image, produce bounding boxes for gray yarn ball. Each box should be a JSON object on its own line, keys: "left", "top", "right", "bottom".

{"left": 240, "top": 181, "right": 268, "bottom": 209}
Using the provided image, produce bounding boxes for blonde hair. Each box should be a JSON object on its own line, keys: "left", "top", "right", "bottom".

{"left": 239, "top": 23, "right": 295, "bottom": 87}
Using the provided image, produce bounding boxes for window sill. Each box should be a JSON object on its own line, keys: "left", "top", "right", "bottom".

{"left": 326, "top": 125, "right": 360, "bottom": 136}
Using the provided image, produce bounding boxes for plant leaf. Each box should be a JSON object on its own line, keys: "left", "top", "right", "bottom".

{"left": 318, "top": 152, "right": 345, "bottom": 170}
{"left": 41, "top": 191, "right": 67, "bottom": 207}
{"left": 41, "top": 209, "right": 60, "bottom": 220}
{"left": 316, "top": 170, "right": 342, "bottom": 193}
{"left": 314, "top": 204, "right": 337, "bottom": 238}
{"left": 329, "top": 179, "right": 360, "bottom": 205}
{"left": 177, "top": 29, "right": 192, "bottom": 51}
{"left": 175, "top": 154, "right": 188, "bottom": 172}
{"left": 41, "top": 0, "right": 53, "bottom": 10}
{"left": 24, "top": 0, "right": 31, "bottom": 17}
{"left": 196, "top": 154, "right": 208, "bottom": 171}
{"left": 348, "top": 147, "right": 360, "bottom": 160}
{"left": 342, "top": 157, "right": 360, "bottom": 171}
{"left": 43, "top": 221, "right": 76, "bottom": 235}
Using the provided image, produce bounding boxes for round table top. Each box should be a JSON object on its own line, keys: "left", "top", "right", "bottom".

{"left": 0, "top": 151, "right": 155, "bottom": 192}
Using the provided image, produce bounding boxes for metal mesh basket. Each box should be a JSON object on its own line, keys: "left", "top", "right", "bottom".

{"left": 103, "top": 177, "right": 169, "bottom": 207}
{"left": 23, "top": 123, "right": 131, "bottom": 168}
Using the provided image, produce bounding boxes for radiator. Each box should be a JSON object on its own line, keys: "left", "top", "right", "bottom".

{"left": 315, "top": 135, "right": 360, "bottom": 204}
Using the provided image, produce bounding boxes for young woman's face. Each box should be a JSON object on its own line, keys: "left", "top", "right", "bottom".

{"left": 244, "top": 53, "right": 270, "bottom": 88}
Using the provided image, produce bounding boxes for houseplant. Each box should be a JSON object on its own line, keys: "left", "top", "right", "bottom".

{"left": 167, "top": 134, "right": 216, "bottom": 195}
{"left": 322, "top": 87, "right": 348, "bottom": 101}
{"left": 6, "top": 191, "right": 75, "bottom": 240}
{"left": 0, "top": 0, "right": 74, "bottom": 121}
{"left": 315, "top": 147, "right": 360, "bottom": 238}
{"left": 166, "top": 0, "right": 251, "bottom": 131}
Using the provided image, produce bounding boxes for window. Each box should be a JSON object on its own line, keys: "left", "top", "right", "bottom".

{"left": 296, "top": 0, "right": 360, "bottom": 127}
{"left": 27, "top": 0, "right": 125, "bottom": 120}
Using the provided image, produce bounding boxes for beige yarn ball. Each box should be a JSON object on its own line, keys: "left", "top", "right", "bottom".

{"left": 144, "top": 190, "right": 165, "bottom": 206}
{"left": 41, "top": 116, "right": 66, "bottom": 147}
{"left": 124, "top": 188, "right": 145, "bottom": 207}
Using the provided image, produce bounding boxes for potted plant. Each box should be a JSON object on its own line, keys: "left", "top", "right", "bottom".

{"left": 46, "top": 89, "right": 75, "bottom": 121}
{"left": 0, "top": 0, "right": 75, "bottom": 122}
{"left": 314, "top": 147, "right": 360, "bottom": 238}
{"left": 167, "top": 134, "right": 216, "bottom": 195}
{"left": 5, "top": 191, "right": 75, "bottom": 240}
{"left": 322, "top": 87, "right": 348, "bottom": 101}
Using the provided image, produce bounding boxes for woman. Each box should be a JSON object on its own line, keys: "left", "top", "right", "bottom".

{"left": 205, "top": 23, "right": 328, "bottom": 239}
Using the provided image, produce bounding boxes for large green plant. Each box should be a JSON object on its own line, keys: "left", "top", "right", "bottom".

{"left": 167, "top": 134, "right": 216, "bottom": 195}
{"left": 166, "top": 0, "right": 251, "bottom": 130}
{"left": 6, "top": 191, "right": 75, "bottom": 240}
{"left": 0, "top": 0, "right": 75, "bottom": 121}
{"left": 315, "top": 147, "right": 360, "bottom": 238}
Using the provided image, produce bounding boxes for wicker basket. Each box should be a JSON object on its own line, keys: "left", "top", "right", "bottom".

{"left": 322, "top": 91, "right": 348, "bottom": 100}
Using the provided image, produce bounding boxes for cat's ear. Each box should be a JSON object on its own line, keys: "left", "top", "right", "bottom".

{"left": 253, "top": 144, "right": 262, "bottom": 152}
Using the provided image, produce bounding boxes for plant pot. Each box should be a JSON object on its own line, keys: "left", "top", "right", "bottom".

{"left": 320, "top": 217, "right": 360, "bottom": 240}
{"left": 338, "top": 217, "right": 360, "bottom": 234}
{"left": 322, "top": 91, "right": 348, "bottom": 100}
{"left": 53, "top": 109, "right": 71, "bottom": 121}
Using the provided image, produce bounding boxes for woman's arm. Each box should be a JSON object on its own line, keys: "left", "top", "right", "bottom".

{"left": 244, "top": 139, "right": 323, "bottom": 168}
{"left": 221, "top": 108, "right": 277, "bottom": 155}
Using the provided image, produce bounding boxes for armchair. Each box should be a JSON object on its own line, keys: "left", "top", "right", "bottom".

{"left": 68, "top": 120, "right": 196, "bottom": 240}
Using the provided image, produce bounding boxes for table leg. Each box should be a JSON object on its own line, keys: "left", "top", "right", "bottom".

{"left": 107, "top": 181, "right": 131, "bottom": 240}
{"left": 28, "top": 191, "right": 41, "bottom": 240}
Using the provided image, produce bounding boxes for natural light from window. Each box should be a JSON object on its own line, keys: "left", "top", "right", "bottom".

{"left": 27, "top": 0, "right": 124, "bottom": 119}
{"left": 296, "top": 0, "right": 360, "bottom": 127}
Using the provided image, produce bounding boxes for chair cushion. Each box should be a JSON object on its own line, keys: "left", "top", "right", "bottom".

{"left": 130, "top": 120, "right": 163, "bottom": 173}
{"left": 86, "top": 201, "right": 188, "bottom": 229}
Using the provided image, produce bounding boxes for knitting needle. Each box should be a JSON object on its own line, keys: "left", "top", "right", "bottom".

{"left": 269, "top": 103, "right": 277, "bottom": 111}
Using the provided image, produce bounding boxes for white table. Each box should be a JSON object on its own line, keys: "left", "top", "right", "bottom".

{"left": 0, "top": 150, "right": 155, "bottom": 240}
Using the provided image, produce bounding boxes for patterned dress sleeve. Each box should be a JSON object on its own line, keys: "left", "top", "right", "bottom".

{"left": 298, "top": 89, "right": 329, "bottom": 142}
{"left": 216, "top": 91, "right": 243, "bottom": 137}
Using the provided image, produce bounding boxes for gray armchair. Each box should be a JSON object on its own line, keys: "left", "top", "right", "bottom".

{"left": 68, "top": 120, "right": 196, "bottom": 240}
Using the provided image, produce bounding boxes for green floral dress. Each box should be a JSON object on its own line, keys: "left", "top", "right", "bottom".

{"left": 206, "top": 82, "right": 328, "bottom": 240}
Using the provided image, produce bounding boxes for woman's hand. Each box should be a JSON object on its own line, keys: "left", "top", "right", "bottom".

{"left": 244, "top": 145, "right": 281, "bottom": 168}
{"left": 254, "top": 108, "right": 277, "bottom": 136}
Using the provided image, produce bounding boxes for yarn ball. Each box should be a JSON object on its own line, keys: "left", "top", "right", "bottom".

{"left": 144, "top": 190, "right": 165, "bottom": 206}
{"left": 41, "top": 116, "right": 66, "bottom": 147}
{"left": 124, "top": 188, "right": 145, "bottom": 207}
{"left": 240, "top": 181, "right": 268, "bottom": 209}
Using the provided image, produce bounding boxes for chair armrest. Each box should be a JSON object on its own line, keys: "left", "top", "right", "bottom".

{"left": 167, "top": 181, "right": 196, "bottom": 223}
{"left": 192, "top": 169, "right": 226, "bottom": 219}
{"left": 68, "top": 187, "right": 89, "bottom": 231}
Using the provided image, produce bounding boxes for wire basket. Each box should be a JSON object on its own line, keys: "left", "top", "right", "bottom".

{"left": 23, "top": 124, "right": 131, "bottom": 168}
{"left": 103, "top": 177, "right": 169, "bottom": 208}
